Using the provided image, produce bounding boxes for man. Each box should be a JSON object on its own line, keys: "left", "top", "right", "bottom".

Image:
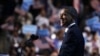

{"left": 58, "top": 7, "right": 84, "bottom": 56}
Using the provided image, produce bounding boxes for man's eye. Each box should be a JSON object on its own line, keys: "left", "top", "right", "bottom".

{"left": 63, "top": 14, "right": 67, "bottom": 15}
{"left": 61, "top": 18, "right": 65, "bottom": 21}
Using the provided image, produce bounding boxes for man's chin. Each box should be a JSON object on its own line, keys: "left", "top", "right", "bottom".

{"left": 60, "top": 24, "right": 63, "bottom": 27}
{"left": 60, "top": 24, "right": 64, "bottom": 27}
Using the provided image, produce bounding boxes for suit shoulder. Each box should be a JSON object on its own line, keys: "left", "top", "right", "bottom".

{"left": 69, "top": 25, "right": 83, "bottom": 38}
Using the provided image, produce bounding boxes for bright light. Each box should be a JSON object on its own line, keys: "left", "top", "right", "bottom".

{"left": 51, "top": 34, "right": 56, "bottom": 40}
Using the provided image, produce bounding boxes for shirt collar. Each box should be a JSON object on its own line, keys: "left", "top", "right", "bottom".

{"left": 65, "top": 22, "right": 76, "bottom": 32}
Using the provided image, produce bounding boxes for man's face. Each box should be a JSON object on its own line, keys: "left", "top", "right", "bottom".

{"left": 60, "top": 9, "right": 67, "bottom": 26}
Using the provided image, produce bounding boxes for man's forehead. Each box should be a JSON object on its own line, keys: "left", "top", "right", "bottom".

{"left": 60, "top": 8, "right": 69, "bottom": 14}
{"left": 60, "top": 9, "right": 65, "bottom": 14}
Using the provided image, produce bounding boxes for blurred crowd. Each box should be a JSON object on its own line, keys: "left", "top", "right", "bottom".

{"left": 82, "top": 0, "right": 100, "bottom": 56}
{"left": 0, "top": 0, "right": 100, "bottom": 56}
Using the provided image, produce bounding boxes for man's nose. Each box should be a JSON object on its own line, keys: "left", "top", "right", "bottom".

{"left": 62, "top": 15, "right": 66, "bottom": 19}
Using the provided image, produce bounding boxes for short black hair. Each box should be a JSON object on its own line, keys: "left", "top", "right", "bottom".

{"left": 61, "top": 6, "right": 78, "bottom": 20}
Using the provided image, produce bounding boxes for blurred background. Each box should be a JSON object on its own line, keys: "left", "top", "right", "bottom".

{"left": 0, "top": 0, "right": 100, "bottom": 56}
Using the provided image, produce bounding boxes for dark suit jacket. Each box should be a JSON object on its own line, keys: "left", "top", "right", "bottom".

{"left": 59, "top": 24, "right": 84, "bottom": 56}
